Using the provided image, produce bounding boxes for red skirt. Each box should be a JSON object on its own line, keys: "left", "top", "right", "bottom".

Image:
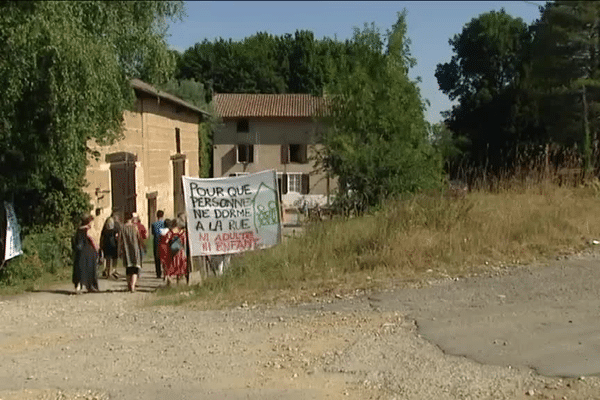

{"left": 158, "top": 232, "right": 171, "bottom": 274}
{"left": 164, "top": 231, "right": 187, "bottom": 277}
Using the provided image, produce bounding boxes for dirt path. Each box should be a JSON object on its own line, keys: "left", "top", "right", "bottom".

{"left": 2, "top": 255, "right": 600, "bottom": 400}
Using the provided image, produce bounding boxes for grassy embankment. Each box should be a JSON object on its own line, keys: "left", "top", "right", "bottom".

{"left": 155, "top": 178, "right": 600, "bottom": 308}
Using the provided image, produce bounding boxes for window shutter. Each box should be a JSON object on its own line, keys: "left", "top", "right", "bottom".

{"left": 301, "top": 174, "right": 310, "bottom": 195}
{"left": 281, "top": 174, "right": 288, "bottom": 194}
{"left": 281, "top": 144, "right": 289, "bottom": 164}
{"left": 301, "top": 145, "right": 308, "bottom": 164}
{"left": 248, "top": 145, "right": 254, "bottom": 163}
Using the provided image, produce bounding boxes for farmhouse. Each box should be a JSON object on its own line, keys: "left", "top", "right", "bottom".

{"left": 84, "top": 79, "right": 209, "bottom": 237}
{"left": 212, "top": 93, "right": 333, "bottom": 224}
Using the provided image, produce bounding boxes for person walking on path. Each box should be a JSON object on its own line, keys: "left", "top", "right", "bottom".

{"left": 158, "top": 219, "right": 172, "bottom": 280}
{"left": 100, "top": 212, "right": 121, "bottom": 279}
{"left": 72, "top": 213, "right": 100, "bottom": 294}
{"left": 151, "top": 210, "right": 165, "bottom": 278}
{"left": 177, "top": 212, "right": 191, "bottom": 283}
{"left": 165, "top": 218, "right": 187, "bottom": 285}
{"left": 132, "top": 213, "right": 148, "bottom": 262}
{"left": 119, "top": 211, "right": 144, "bottom": 293}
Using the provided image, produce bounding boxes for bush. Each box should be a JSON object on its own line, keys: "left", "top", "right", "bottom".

{"left": 0, "top": 224, "right": 73, "bottom": 289}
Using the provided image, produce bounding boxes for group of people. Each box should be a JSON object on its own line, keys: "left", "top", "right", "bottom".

{"left": 151, "top": 210, "right": 189, "bottom": 285}
{"left": 71, "top": 209, "right": 188, "bottom": 294}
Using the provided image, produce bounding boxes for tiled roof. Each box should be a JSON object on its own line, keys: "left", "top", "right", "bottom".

{"left": 213, "top": 93, "right": 327, "bottom": 118}
{"left": 131, "top": 79, "right": 210, "bottom": 118}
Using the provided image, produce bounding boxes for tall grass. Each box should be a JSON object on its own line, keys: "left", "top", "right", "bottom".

{"left": 157, "top": 179, "right": 600, "bottom": 308}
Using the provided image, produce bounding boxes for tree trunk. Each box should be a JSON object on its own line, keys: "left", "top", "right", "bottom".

{"left": 583, "top": 85, "right": 592, "bottom": 177}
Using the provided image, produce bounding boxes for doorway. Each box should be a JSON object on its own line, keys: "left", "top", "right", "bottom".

{"left": 107, "top": 152, "right": 137, "bottom": 220}
{"left": 171, "top": 154, "right": 186, "bottom": 216}
{"left": 147, "top": 193, "right": 157, "bottom": 230}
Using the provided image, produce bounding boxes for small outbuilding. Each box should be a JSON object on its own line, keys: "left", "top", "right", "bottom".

{"left": 85, "top": 79, "right": 209, "bottom": 236}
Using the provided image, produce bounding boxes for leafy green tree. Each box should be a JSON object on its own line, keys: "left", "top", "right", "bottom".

{"left": 436, "top": 9, "right": 531, "bottom": 108}
{"left": 0, "top": 1, "right": 184, "bottom": 228}
{"left": 177, "top": 30, "right": 354, "bottom": 96}
{"left": 529, "top": 1, "right": 600, "bottom": 173}
{"left": 430, "top": 123, "right": 469, "bottom": 173}
{"left": 321, "top": 11, "right": 442, "bottom": 213}
{"left": 435, "top": 10, "right": 534, "bottom": 169}
{"left": 286, "top": 30, "right": 324, "bottom": 94}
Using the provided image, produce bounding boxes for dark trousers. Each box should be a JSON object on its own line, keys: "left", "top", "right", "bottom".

{"left": 153, "top": 241, "right": 161, "bottom": 278}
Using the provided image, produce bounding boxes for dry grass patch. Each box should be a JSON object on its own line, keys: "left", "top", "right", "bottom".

{"left": 154, "top": 182, "right": 600, "bottom": 309}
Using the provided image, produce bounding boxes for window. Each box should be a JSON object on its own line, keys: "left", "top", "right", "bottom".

{"left": 281, "top": 144, "right": 307, "bottom": 164}
{"left": 289, "top": 144, "right": 307, "bottom": 163}
{"left": 287, "top": 173, "right": 302, "bottom": 193}
{"left": 279, "top": 173, "right": 309, "bottom": 195}
{"left": 175, "top": 128, "right": 181, "bottom": 153}
{"left": 277, "top": 173, "right": 284, "bottom": 199}
{"left": 237, "top": 144, "right": 254, "bottom": 163}
{"left": 237, "top": 119, "right": 249, "bottom": 133}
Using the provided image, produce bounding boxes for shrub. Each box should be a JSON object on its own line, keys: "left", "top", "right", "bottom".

{"left": 0, "top": 224, "right": 73, "bottom": 289}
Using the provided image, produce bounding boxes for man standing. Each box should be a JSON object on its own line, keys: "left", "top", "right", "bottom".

{"left": 151, "top": 210, "right": 165, "bottom": 279}
{"left": 119, "top": 211, "right": 143, "bottom": 293}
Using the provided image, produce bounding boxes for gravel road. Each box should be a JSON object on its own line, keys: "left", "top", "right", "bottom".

{"left": 1, "top": 253, "right": 600, "bottom": 400}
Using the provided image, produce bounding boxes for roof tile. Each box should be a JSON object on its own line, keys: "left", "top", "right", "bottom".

{"left": 213, "top": 93, "right": 327, "bottom": 118}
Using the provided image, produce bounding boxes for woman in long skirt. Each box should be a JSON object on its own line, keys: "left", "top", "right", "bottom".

{"left": 72, "top": 213, "right": 99, "bottom": 293}
{"left": 165, "top": 218, "right": 187, "bottom": 284}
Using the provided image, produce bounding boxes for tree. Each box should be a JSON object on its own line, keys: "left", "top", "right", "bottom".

{"left": 435, "top": 10, "right": 533, "bottom": 170}
{"left": 436, "top": 9, "right": 531, "bottom": 108}
{"left": 321, "top": 10, "right": 442, "bottom": 213}
{"left": 529, "top": 1, "right": 600, "bottom": 173}
{"left": 177, "top": 30, "right": 354, "bottom": 96}
{"left": 430, "top": 123, "right": 469, "bottom": 174}
{"left": 0, "top": 1, "right": 184, "bottom": 228}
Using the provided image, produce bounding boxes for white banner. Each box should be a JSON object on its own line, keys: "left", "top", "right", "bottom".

{"left": 182, "top": 170, "right": 282, "bottom": 256}
{"left": 4, "top": 201, "right": 22, "bottom": 261}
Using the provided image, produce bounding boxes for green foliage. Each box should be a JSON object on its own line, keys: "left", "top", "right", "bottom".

{"left": 528, "top": 1, "right": 600, "bottom": 172}
{"left": 430, "top": 123, "right": 469, "bottom": 172}
{"left": 320, "top": 11, "right": 442, "bottom": 213}
{"left": 0, "top": 1, "right": 184, "bottom": 228}
{"left": 177, "top": 30, "right": 352, "bottom": 96}
{"left": 436, "top": 9, "right": 531, "bottom": 107}
{"left": 178, "top": 35, "right": 287, "bottom": 94}
{"left": 436, "top": 2, "right": 600, "bottom": 177}
{"left": 435, "top": 9, "right": 534, "bottom": 171}
{"left": 0, "top": 224, "right": 73, "bottom": 289}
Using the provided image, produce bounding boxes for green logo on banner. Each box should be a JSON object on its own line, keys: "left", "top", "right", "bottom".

{"left": 252, "top": 182, "right": 280, "bottom": 231}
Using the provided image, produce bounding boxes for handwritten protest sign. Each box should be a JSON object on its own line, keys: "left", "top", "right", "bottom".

{"left": 182, "top": 170, "right": 281, "bottom": 256}
{"left": 4, "top": 202, "right": 22, "bottom": 261}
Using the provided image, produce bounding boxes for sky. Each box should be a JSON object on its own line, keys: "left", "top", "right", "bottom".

{"left": 167, "top": 1, "right": 544, "bottom": 124}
